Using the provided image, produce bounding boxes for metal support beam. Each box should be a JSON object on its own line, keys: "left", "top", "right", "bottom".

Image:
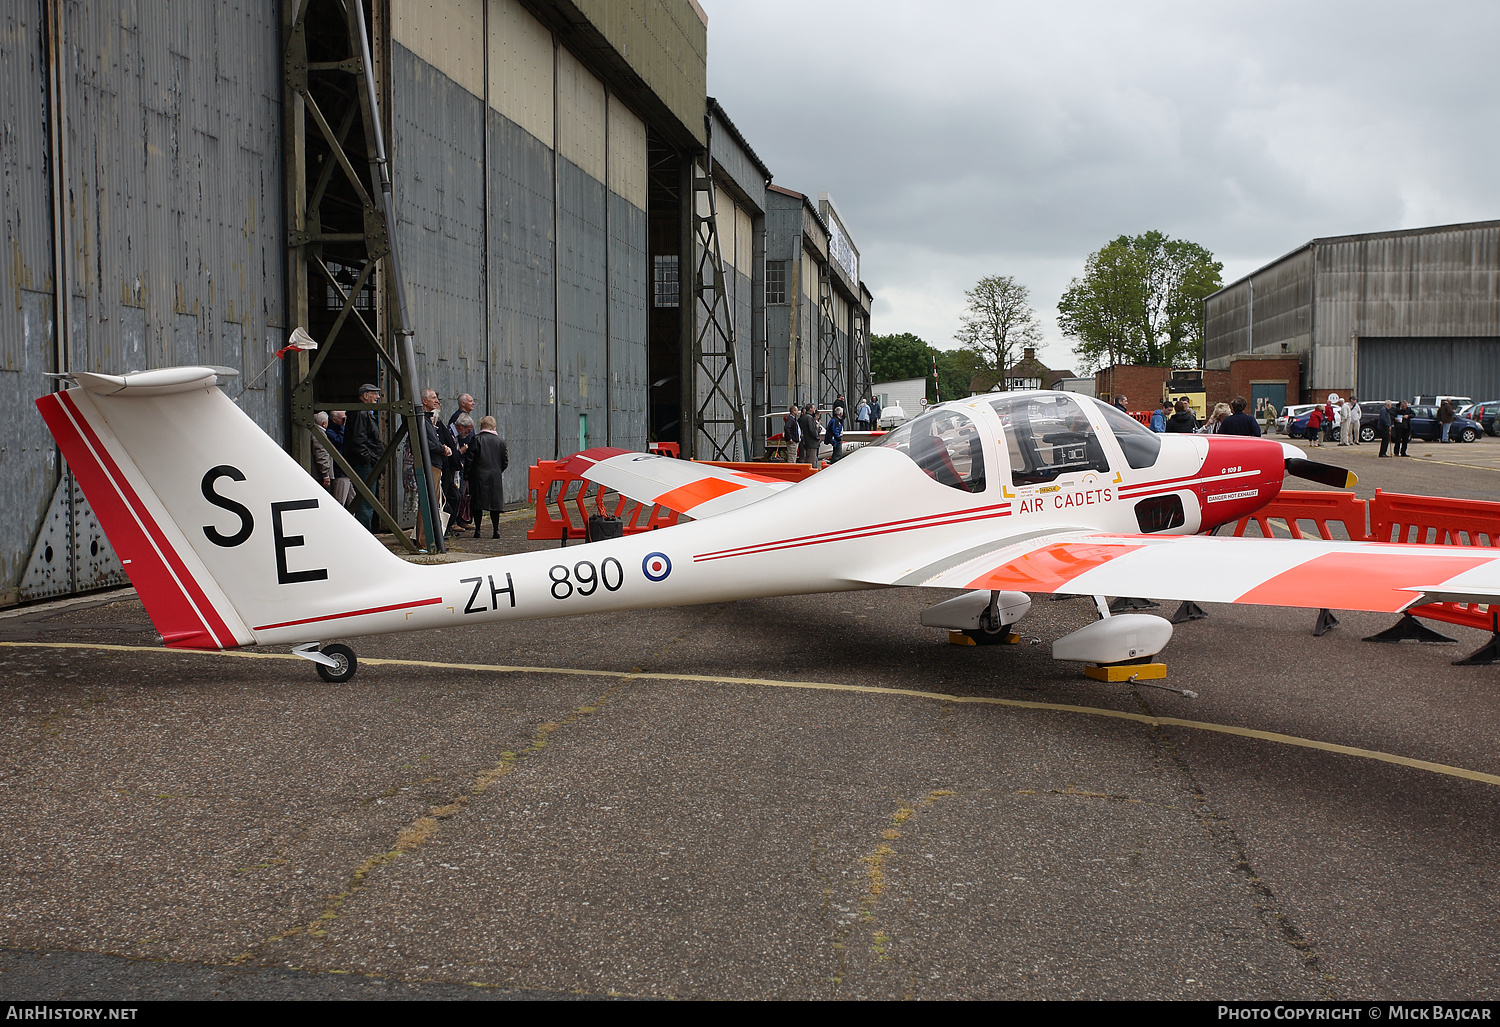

{"left": 282, "top": 0, "right": 440, "bottom": 553}
{"left": 817, "top": 267, "right": 842, "bottom": 408}
{"left": 687, "top": 118, "right": 750, "bottom": 462}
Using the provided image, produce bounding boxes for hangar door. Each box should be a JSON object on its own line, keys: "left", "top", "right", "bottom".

{"left": 1357, "top": 338, "right": 1500, "bottom": 402}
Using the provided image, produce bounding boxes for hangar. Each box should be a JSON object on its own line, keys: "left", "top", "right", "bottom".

{"left": 0, "top": 0, "right": 874, "bottom": 604}
{"left": 1204, "top": 220, "right": 1500, "bottom": 403}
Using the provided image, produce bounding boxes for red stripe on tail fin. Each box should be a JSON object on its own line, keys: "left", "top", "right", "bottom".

{"left": 37, "top": 391, "right": 237, "bottom": 650}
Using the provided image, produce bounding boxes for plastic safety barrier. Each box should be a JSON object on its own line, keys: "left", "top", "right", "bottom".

{"left": 1369, "top": 490, "right": 1500, "bottom": 633}
{"left": 1230, "top": 490, "right": 1372, "bottom": 542}
{"left": 527, "top": 457, "right": 818, "bottom": 541}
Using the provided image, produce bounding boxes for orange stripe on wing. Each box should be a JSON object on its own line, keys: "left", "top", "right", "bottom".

{"left": 655, "top": 476, "right": 745, "bottom": 513}
{"left": 965, "top": 542, "right": 1146, "bottom": 592}
{"left": 1235, "top": 551, "right": 1495, "bottom": 612}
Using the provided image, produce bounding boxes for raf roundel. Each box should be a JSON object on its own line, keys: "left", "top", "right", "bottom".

{"left": 642, "top": 552, "right": 672, "bottom": 582}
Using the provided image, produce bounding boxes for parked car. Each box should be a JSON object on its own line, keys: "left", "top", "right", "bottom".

{"left": 1409, "top": 405, "right": 1483, "bottom": 443}
{"left": 1298, "top": 404, "right": 1480, "bottom": 443}
{"left": 1461, "top": 400, "right": 1500, "bottom": 437}
{"left": 877, "top": 403, "right": 908, "bottom": 429}
{"left": 1414, "top": 395, "right": 1473, "bottom": 409}
{"left": 1276, "top": 403, "right": 1318, "bottom": 435}
{"left": 1355, "top": 400, "right": 1393, "bottom": 442}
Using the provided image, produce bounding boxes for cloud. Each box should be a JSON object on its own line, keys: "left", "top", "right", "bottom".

{"left": 703, "top": 0, "right": 1499, "bottom": 368}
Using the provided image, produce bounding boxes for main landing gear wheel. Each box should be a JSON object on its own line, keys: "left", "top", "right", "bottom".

{"left": 964, "top": 611, "right": 1018, "bottom": 646}
{"left": 316, "top": 643, "right": 358, "bottom": 683}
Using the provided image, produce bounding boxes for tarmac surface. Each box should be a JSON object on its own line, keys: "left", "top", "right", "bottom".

{"left": 1, "top": 438, "right": 1498, "bottom": 1001}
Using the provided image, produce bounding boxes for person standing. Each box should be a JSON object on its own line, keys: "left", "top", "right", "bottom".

{"left": 856, "top": 397, "right": 871, "bottom": 432}
{"left": 1343, "top": 396, "right": 1361, "bottom": 446}
{"left": 1439, "top": 399, "right": 1455, "bottom": 443}
{"left": 449, "top": 413, "right": 475, "bottom": 534}
{"left": 1322, "top": 395, "right": 1337, "bottom": 445}
{"left": 465, "top": 415, "right": 509, "bottom": 538}
{"left": 782, "top": 404, "right": 801, "bottom": 463}
{"left": 416, "top": 389, "right": 452, "bottom": 549}
{"left": 826, "top": 406, "right": 845, "bottom": 462}
{"left": 1392, "top": 401, "right": 1413, "bottom": 456}
{"left": 1164, "top": 400, "right": 1197, "bottom": 433}
{"left": 1112, "top": 394, "right": 1129, "bottom": 414}
{"left": 1218, "top": 396, "right": 1262, "bottom": 436}
{"left": 346, "top": 383, "right": 384, "bottom": 531}
{"left": 1150, "top": 400, "right": 1169, "bottom": 432}
{"left": 310, "top": 411, "right": 335, "bottom": 490}
{"left": 869, "top": 395, "right": 882, "bottom": 430}
{"left": 797, "top": 403, "right": 819, "bottom": 465}
{"left": 1306, "top": 404, "right": 1324, "bottom": 446}
{"left": 1377, "top": 401, "right": 1393, "bottom": 457}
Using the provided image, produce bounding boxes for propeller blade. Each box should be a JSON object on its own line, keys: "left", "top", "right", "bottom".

{"left": 1285, "top": 457, "right": 1358, "bottom": 489}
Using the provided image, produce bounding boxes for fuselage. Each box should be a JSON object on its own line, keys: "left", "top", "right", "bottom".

{"left": 251, "top": 393, "right": 1290, "bottom": 649}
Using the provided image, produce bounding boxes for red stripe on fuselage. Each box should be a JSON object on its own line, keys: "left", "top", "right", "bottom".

{"left": 42, "top": 390, "right": 236, "bottom": 650}
{"left": 252, "top": 596, "right": 442, "bottom": 631}
{"left": 694, "top": 503, "right": 1012, "bottom": 563}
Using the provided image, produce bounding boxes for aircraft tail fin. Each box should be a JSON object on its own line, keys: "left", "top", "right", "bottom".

{"left": 36, "top": 368, "right": 411, "bottom": 649}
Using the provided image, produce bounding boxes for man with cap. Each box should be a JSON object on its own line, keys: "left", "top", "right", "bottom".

{"left": 346, "top": 383, "right": 384, "bottom": 531}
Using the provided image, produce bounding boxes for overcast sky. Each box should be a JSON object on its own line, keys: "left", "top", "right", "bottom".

{"left": 702, "top": 0, "right": 1499, "bottom": 373}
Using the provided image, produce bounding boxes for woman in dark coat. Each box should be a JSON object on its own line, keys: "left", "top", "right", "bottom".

{"left": 465, "top": 415, "right": 509, "bottom": 538}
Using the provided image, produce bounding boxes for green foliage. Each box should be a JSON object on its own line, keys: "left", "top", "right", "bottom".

{"left": 933, "top": 348, "right": 987, "bottom": 403}
{"left": 870, "top": 332, "right": 932, "bottom": 385}
{"left": 1058, "top": 231, "right": 1223, "bottom": 372}
{"left": 954, "top": 276, "right": 1042, "bottom": 390}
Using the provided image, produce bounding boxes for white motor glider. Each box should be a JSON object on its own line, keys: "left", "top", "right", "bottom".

{"left": 35, "top": 367, "right": 1500, "bottom": 682}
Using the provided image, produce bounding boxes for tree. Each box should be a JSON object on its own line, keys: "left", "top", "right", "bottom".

{"left": 954, "top": 276, "right": 1043, "bottom": 392}
{"left": 1058, "top": 231, "right": 1223, "bottom": 373}
{"left": 870, "top": 332, "right": 933, "bottom": 385}
{"left": 933, "top": 348, "right": 988, "bottom": 403}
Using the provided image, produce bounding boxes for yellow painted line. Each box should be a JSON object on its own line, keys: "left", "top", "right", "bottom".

{"left": 5, "top": 640, "right": 1500, "bottom": 788}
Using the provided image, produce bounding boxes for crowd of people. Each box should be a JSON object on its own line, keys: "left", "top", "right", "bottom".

{"left": 781, "top": 394, "right": 882, "bottom": 464}
{"left": 309, "top": 385, "right": 509, "bottom": 543}
{"left": 1113, "top": 393, "right": 1266, "bottom": 437}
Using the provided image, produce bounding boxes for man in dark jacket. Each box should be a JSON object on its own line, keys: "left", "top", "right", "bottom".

{"left": 346, "top": 384, "right": 384, "bottom": 530}
{"left": 1392, "top": 401, "right": 1414, "bottom": 456}
{"left": 782, "top": 404, "right": 800, "bottom": 463}
{"left": 1218, "top": 396, "right": 1262, "bottom": 436}
{"left": 797, "top": 404, "right": 819, "bottom": 465}
{"left": 1377, "top": 401, "right": 1393, "bottom": 457}
{"left": 1163, "top": 400, "right": 1197, "bottom": 433}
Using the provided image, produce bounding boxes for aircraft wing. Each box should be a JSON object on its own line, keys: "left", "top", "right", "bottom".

{"left": 886, "top": 530, "right": 1500, "bottom": 614}
{"left": 562, "top": 448, "right": 794, "bottom": 519}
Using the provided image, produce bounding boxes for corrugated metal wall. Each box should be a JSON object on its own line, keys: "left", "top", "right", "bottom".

{"left": 1208, "top": 223, "right": 1500, "bottom": 397}
{"left": 1356, "top": 338, "right": 1500, "bottom": 403}
{"left": 0, "top": 0, "right": 286, "bottom": 605}
{"left": 1205, "top": 247, "right": 1314, "bottom": 370}
{"left": 390, "top": 0, "right": 653, "bottom": 497}
{"left": 1316, "top": 223, "right": 1500, "bottom": 392}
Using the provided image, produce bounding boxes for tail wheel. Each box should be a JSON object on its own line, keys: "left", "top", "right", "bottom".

{"left": 316, "top": 643, "right": 358, "bottom": 683}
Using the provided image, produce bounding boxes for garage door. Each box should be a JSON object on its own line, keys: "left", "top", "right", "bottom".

{"left": 1357, "top": 338, "right": 1500, "bottom": 402}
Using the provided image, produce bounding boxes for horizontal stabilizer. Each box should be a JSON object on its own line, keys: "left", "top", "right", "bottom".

{"left": 564, "top": 448, "right": 793, "bottom": 518}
